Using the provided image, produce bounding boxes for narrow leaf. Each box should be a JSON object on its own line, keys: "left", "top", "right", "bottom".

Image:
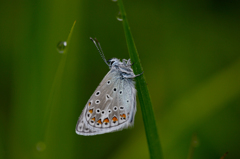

{"left": 117, "top": 1, "right": 163, "bottom": 159}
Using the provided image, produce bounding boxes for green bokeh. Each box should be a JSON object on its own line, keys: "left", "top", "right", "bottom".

{"left": 1, "top": 0, "right": 240, "bottom": 159}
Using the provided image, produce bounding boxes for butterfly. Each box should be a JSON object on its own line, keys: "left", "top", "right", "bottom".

{"left": 75, "top": 37, "right": 142, "bottom": 136}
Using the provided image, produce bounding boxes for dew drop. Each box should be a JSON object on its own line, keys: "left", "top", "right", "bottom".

{"left": 36, "top": 141, "right": 46, "bottom": 152}
{"left": 116, "top": 12, "right": 123, "bottom": 21}
{"left": 57, "top": 41, "right": 67, "bottom": 53}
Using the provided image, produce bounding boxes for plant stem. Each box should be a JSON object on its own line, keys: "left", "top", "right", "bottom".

{"left": 117, "top": 1, "right": 163, "bottom": 159}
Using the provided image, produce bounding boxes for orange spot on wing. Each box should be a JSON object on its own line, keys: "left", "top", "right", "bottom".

{"left": 103, "top": 118, "right": 109, "bottom": 123}
{"left": 112, "top": 117, "right": 118, "bottom": 122}
{"left": 89, "top": 109, "right": 93, "bottom": 114}
{"left": 91, "top": 117, "right": 95, "bottom": 121}
{"left": 120, "top": 114, "right": 126, "bottom": 119}
{"left": 97, "top": 119, "right": 102, "bottom": 124}
{"left": 88, "top": 102, "right": 91, "bottom": 106}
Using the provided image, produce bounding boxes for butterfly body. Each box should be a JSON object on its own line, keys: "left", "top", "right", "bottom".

{"left": 76, "top": 57, "right": 139, "bottom": 136}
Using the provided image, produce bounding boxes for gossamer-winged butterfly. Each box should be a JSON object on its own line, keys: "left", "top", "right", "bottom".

{"left": 75, "top": 37, "right": 143, "bottom": 136}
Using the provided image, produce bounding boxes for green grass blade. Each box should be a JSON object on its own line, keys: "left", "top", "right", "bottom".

{"left": 117, "top": 1, "right": 163, "bottom": 159}
{"left": 42, "top": 21, "right": 76, "bottom": 140}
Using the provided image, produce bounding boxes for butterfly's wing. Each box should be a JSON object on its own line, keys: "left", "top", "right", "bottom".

{"left": 75, "top": 68, "right": 136, "bottom": 136}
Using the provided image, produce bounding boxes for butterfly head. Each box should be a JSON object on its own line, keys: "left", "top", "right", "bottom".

{"left": 89, "top": 37, "right": 132, "bottom": 69}
{"left": 107, "top": 58, "right": 120, "bottom": 68}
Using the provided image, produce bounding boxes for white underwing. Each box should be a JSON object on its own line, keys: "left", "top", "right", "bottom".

{"left": 75, "top": 38, "right": 142, "bottom": 136}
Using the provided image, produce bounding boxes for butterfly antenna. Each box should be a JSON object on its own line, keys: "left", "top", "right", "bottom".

{"left": 94, "top": 38, "right": 109, "bottom": 66}
{"left": 90, "top": 37, "right": 110, "bottom": 67}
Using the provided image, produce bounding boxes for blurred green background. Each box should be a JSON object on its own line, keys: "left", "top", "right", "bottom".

{"left": 1, "top": 0, "right": 240, "bottom": 159}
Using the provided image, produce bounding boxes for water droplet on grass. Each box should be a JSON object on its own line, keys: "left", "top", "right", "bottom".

{"left": 57, "top": 41, "right": 67, "bottom": 53}
{"left": 116, "top": 11, "right": 123, "bottom": 21}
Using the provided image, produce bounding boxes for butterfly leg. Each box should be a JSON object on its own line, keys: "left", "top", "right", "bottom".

{"left": 123, "top": 71, "right": 143, "bottom": 79}
{"left": 134, "top": 71, "right": 144, "bottom": 77}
